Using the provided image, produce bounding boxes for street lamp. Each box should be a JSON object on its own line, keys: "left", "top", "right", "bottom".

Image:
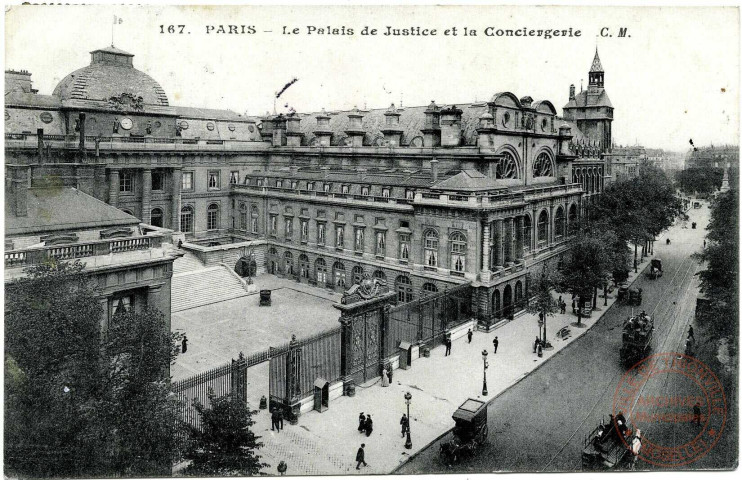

{"left": 481, "top": 350, "right": 489, "bottom": 396}
{"left": 404, "top": 392, "right": 413, "bottom": 449}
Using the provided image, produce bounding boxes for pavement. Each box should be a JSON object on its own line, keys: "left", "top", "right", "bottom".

{"left": 235, "top": 255, "right": 654, "bottom": 476}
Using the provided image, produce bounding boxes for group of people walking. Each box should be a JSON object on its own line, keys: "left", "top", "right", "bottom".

{"left": 357, "top": 412, "right": 374, "bottom": 436}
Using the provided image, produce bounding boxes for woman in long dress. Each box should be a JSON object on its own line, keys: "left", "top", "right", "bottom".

{"left": 381, "top": 367, "right": 390, "bottom": 387}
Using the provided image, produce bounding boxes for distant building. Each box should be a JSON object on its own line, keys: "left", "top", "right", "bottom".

{"left": 5, "top": 45, "right": 621, "bottom": 327}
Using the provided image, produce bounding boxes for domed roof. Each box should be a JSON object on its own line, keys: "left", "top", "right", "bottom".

{"left": 52, "top": 47, "right": 168, "bottom": 107}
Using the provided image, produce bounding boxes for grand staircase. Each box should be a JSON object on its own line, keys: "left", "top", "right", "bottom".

{"left": 172, "top": 264, "right": 249, "bottom": 312}
{"left": 172, "top": 250, "right": 205, "bottom": 274}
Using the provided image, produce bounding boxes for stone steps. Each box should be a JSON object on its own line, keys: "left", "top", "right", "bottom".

{"left": 172, "top": 265, "right": 247, "bottom": 312}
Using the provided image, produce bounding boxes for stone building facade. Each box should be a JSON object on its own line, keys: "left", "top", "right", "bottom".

{"left": 5, "top": 45, "right": 619, "bottom": 326}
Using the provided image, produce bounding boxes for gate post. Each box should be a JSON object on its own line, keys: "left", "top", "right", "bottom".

{"left": 231, "top": 352, "right": 247, "bottom": 404}
{"left": 339, "top": 313, "right": 356, "bottom": 397}
{"left": 286, "top": 335, "right": 302, "bottom": 424}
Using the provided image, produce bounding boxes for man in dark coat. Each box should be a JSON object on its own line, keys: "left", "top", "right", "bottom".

{"left": 445, "top": 337, "right": 452, "bottom": 356}
{"left": 358, "top": 412, "right": 366, "bottom": 433}
{"left": 181, "top": 335, "right": 188, "bottom": 354}
{"left": 467, "top": 329, "right": 473, "bottom": 343}
{"left": 271, "top": 408, "right": 280, "bottom": 432}
{"left": 364, "top": 414, "right": 373, "bottom": 436}
{"left": 493, "top": 336, "right": 499, "bottom": 354}
{"left": 534, "top": 337, "right": 540, "bottom": 353}
{"left": 400, "top": 414, "right": 409, "bottom": 438}
{"left": 356, "top": 444, "right": 368, "bottom": 469}
{"left": 277, "top": 407, "right": 284, "bottom": 430}
{"left": 688, "top": 325, "right": 695, "bottom": 340}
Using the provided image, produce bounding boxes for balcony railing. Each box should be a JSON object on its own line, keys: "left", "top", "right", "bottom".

{"left": 5, "top": 235, "right": 164, "bottom": 269}
{"left": 232, "top": 184, "right": 414, "bottom": 208}
{"left": 4, "top": 133, "right": 259, "bottom": 152}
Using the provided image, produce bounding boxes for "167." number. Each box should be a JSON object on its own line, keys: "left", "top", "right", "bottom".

{"left": 160, "top": 25, "right": 187, "bottom": 34}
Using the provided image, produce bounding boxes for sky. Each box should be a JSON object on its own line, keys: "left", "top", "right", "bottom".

{"left": 4, "top": 4, "right": 740, "bottom": 151}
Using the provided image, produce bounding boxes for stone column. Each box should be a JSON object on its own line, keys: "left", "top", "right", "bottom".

{"left": 171, "top": 168, "right": 182, "bottom": 231}
{"left": 109, "top": 169, "right": 119, "bottom": 207}
{"left": 481, "top": 222, "right": 491, "bottom": 282}
{"left": 549, "top": 205, "right": 555, "bottom": 245}
{"left": 141, "top": 168, "right": 152, "bottom": 224}
{"left": 98, "top": 296, "right": 110, "bottom": 341}
{"left": 495, "top": 219, "right": 504, "bottom": 269}
{"left": 516, "top": 215, "right": 524, "bottom": 262}
{"left": 506, "top": 217, "right": 514, "bottom": 265}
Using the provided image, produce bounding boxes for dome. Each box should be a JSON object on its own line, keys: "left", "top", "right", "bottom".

{"left": 52, "top": 47, "right": 168, "bottom": 107}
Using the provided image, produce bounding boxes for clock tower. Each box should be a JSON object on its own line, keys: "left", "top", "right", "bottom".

{"left": 562, "top": 48, "right": 613, "bottom": 153}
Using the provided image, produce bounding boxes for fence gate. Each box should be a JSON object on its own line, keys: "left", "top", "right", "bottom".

{"left": 349, "top": 309, "right": 382, "bottom": 383}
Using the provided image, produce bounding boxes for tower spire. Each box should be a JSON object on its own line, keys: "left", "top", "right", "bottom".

{"left": 588, "top": 47, "right": 604, "bottom": 88}
{"left": 590, "top": 47, "right": 604, "bottom": 73}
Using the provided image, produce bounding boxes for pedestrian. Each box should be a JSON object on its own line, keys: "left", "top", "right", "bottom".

{"left": 364, "top": 414, "right": 373, "bottom": 436}
{"left": 358, "top": 412, "right": 366, "bottom": 433}
{"left": 534, "top": 336, "right": 540, "bottom": 353}
{"left": 445, "top": 337, "right": 452, "bottom": 356}
{"left": 387, "top": 366, "right": 393, "bottom": 385}
{"left": 181, "top": 335, "right": 188, "bottom": 354}
{"left": 277, "top": 407, "right": 284, "bottom": 430}
{"left": 571, "top": 299, "right": 576, "bottom": 314}
{"left": 493, "top": 336, "right": 499, "bottom": 354}
{"left": 688, "top": 325, "right": 695, "bottom": 340}
{"left": 400, "top": 413, "right": 409, "bottom": 438}
{"left": 560, "top": 300, "right": 566, "bottom": 314}
{"left": 558, "top": 296, "right": 562, "bottom": 308}
{"left": 356, "top": 443, "right": 368, "bottom": 470}
{"left": 703, "top": 240, "right": 706, "bottom": 248}
{"left": 381, "top": 366, "right": 389, "bottom": 387}
{"left": 467, "top": 328, "right": 473, "bottom": 343}
{"left": 692, "top": 402, "right": 701, "bottom": 426}
{"left": 271, "top": 408, "right": 280, "bottom": 432}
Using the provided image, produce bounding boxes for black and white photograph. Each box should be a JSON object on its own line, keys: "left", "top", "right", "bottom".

{"left": 2, "top": 2, "right": 739, "bottom": 477}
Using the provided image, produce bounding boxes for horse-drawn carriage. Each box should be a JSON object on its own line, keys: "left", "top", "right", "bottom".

{"left": 620, "top": 313, "right": 654, "bottom": 364}
{"left": 440, "top": 399, "right": 488, "bottom": 466}
{"left": 582, "top": 413, "right": 642, "bottom": 470}
{"left": 647, "top": 258, "right": 663, "bottom": 280}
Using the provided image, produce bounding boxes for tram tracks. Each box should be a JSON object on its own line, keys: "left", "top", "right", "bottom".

{"left": 537, "top": 255, "right": 699, "bottom": 472}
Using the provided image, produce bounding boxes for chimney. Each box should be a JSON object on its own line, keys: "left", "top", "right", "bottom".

{"left": 558, "top": 124, "right": 573, "bottom": 156}
{"left": 259, "top": 112, "right": 274, "bottom": 142}
{"left": 345, "top": 107, "right": 365, "bottom": 147}
{"left": 440, "top": 105, "right": 463, "bottom": 147}
{"left": 430, "top": 159, "right": 439, "bottom": 182}
{"left": 271, "top": 114, "right": 287, "bottom": 147}
{"left": 37, "top": 128, "right": 44, "bottom": 160}
{"left": 422, "top": 100, "right": 441, "bottom": 147}
{"left": 569, "top": 84, "right": 576, "bottom": 100}
{"left": 381, "top": 104, "right": 403, "bottom": 146}
{"left": 285, "top": 113, "right": 303, "bottom": 147}
{"left": 313, "top": 108, "right": 332, "bottom": 147}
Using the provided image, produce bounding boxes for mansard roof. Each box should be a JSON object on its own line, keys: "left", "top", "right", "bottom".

{"left": 431, "top": 169, "right": 498, "bottom": 192}
{"left": 564, "top": 89, "right": 613, "bottom": 109}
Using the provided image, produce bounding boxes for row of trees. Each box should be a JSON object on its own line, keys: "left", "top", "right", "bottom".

{"left": 4, "top": 261, "right": 267, "bottom": 478}
{"left": 527, "top": 164, "right": 685, "bottom": 340}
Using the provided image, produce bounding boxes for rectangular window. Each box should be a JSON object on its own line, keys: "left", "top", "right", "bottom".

{"left": 317, "top": 222, "right": 326, "bottom": 245}
{"left": 324, "top": 183, "right": 331, "bottom": 192}
{"left": 284, "top": 217, "right": 293, "bottom": 237}
{"left": 307, "top": 181, "right": 315, "bottom": 191}
{"left": 300, "top": 220, "right": 309, "bottom": 242}
{"left": 361, "top": 186, "right": 370, "bottom": 196}
{"left": 229, "top": 171, "right": 239, "bottom": 185}
{"left": 406, "top": 189, "right": 415, "bottom": 200}
{"left": 181, "top": 171, "right": 194, "bottom": 191}
{"left": 239, "top": 207, "right": 247, "bottom": 231}
{"left": 120, "top": 171, "right": 133, "bottom": 193}
{"left": 291, "top": 180, "right": 298, "bottom": 189}
{"left": 110, "top": 294, "right": 134, "bottom": 318}
{"left": 276, "top": 179, "right": 283, "bottom": 188}
{"left": 252, "top": 217, "right": 259, "bottom": 234}
{"left": 399, "top": 234, "right": 410, "bottom": 261}
{"left": 376, "top": 231, "right": 386, "bottom": 256}
{"left": 207, "top": 207, "right": 219, "bottom": 230}
{"left": 256, "top": 178, "right": 263, "bottom": 187}
{"left": 152, "top": 170, "right": 164, "bottom": 191}
{"left": 317, "top": 210, "right": 326, "bottom": 218}
{"left": 342, "top": 184, "right": 350, "bottom": 194}
{"left": 382, "top": 187, "right": 391, "bottom": 198}
{"left": 270, "top": 215, "right": 278, "bottom": 236}
{"left": 336, "top": 225, "right": 345, "bottom": 248}
{"left": 208, "top": 171, "right": 220, "bottom": 190}
{"left": 400, "top": 220, "right": 410, "bottom": 229}
{"left": 354, "top": 228, "right": 364, "bottom": 251}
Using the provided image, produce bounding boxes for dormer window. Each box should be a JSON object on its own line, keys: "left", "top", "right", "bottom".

{"left": 342, "top": 184, "right": 350, "bottom": 194}
{"left": 361, "top": 186, "right": 370, "bottom": 196}
{"left": 256, "top": 179, "right": 263, "bottom": 187}
{"left": 324, "top": 183, "right": 331, "bottom": 193}
{"left": 276, "top": 179, "right": 283, "bottom": 188}
{"left": 405, "top": 189, "right": 415, "bottom": 200}
{"left": 307, "top": 181, "right": 315, "bottom": 190}
{"left": 382, "top": 187, "right": 391, "bottom": 198}
{"left": 291, "top": 180, "right": 298, "bottom": 189}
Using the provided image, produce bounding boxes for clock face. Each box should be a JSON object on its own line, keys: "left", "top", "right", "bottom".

{"left": 120, "top": 118, "right": 133, "bottom": 130}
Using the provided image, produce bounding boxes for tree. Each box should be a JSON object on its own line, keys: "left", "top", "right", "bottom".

{"left": 676, "top": 167, "right": 724, "bottom": 196}
{"left": 525, "top": 265, "right": 561, "bottom": 347}
{"left": 557, "top": 232, "right": 610, "bottom": 325}
{"left": 695, "top": 189, "right": 738, "bottom": 339}
{"left": 184, "top": 391, "right": 269, "bottom": 476}
{"left": 4, "top": 260, "right": 186, "bottom": 478}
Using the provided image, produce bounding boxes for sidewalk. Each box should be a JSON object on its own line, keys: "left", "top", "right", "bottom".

{"left": 244, "top": 256, "right": 652, "bottom": 476}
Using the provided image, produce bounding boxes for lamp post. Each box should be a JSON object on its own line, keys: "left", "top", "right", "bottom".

{"left": 404, "top": 392, "right": 413, "bottom": 449}
{"left": 481, "top": 349, "right": 489, "bottom": 396}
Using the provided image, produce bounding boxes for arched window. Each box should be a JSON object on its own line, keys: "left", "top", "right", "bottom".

{"left": 373, "top": 270, "right": 386, "bottom": 281}
{"left": 568, "top": 204, "right": 578, "bottom": 234}
{"left": 532, "top": 152, "right": 553, "bottom": 177}
{"left": 180, "top": 206, "right": 194, "bottom": 233}
{"left": 251, "top": 205, "right": 259, "bottom": 234}
{"left": 333, "top": 261, "right": 346, "bottom": 288}
{"left": 554, "top": 207, "right": 565, "bottom": 239}
{"left": 496, "top": 151, "right": 518, "bottom": 179}
{"left": 537, "top": 210, "right": 548, "bottom": 244}
{"left": 121, "top": 208, "right": 135, "bottom": 216}
{"left": 268, "top": 247, "right": 278, "bottom": 274}
{"left": 351, "top": 266, "right": 364, "bottom": 285}
{"left": 207, "top": 203, "right": 219, "bottom": 230}
{"left": 450, "top": 232, "right": 467, "bottom": 273}
{"left": 422, "top": 282, "right": 438, "bottom": 296}
{"left": 515, "top": 280, "right": 524, "bottom": 309}
{"left": 423, "top": 229, "right": 439, "bottom": 267}
{"left": 492, "top": 289, "right": 501, "bottom": 318}
{"left": 395, "top": 275, "right": 413, "bottom": 303}
{"left": 284, "top": 251, "right": 294, "bottom": 275}
{"left": 523, "top": 215, "right": 532, "bottom": 252}
{"left": 239, "top": 203, "right": 247, "bottom": 230}
{"left": 150, "top": 207, "right": 163, "bottom": 228}
{"left": 296, "top": 253, "right": 309, "bottom": 278}
{"left": 315, "top": 258, "right": 328, "bottom": 285}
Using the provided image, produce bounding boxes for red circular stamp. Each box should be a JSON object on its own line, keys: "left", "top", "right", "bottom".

{"left": 612, "top": 352, "right": 726, "bottom": 468}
